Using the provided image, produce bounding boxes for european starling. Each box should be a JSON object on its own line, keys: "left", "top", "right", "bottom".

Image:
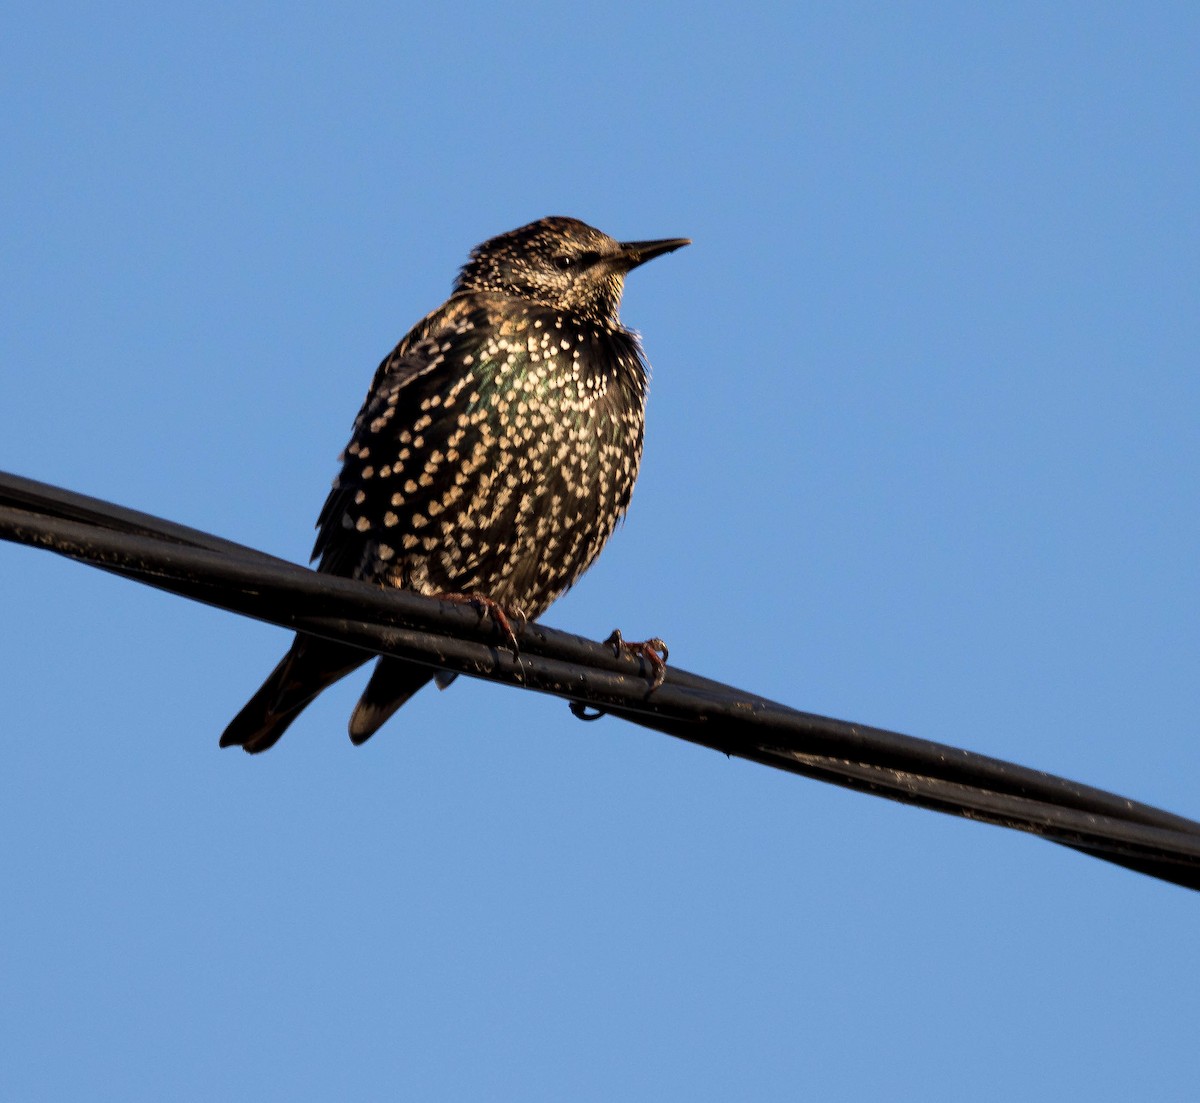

{"left": 221, "top": 216, "right": 688, "bottom": 752}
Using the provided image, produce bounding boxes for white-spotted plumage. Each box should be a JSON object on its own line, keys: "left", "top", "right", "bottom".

{"left": 221, "top": 217, "right": 688, "bottom": 753}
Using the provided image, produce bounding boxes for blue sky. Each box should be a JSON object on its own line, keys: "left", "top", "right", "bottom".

{"left": 2, "top": 3, "right": 1198, "bottom": 1099}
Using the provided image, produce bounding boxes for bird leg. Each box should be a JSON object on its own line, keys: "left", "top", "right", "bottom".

{"left": 605, "top": 629, "right": 669, "bottom": 690}
{"left": 434, "top": 591, "right": 526, "bottom": 658}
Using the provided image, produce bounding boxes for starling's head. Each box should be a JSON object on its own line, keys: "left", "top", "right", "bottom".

{"left": 454, "top": 216, "right": 689, "bottom": 325}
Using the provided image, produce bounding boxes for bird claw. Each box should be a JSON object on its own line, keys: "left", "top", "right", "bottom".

{"left": 605, "top": 628, "right": 669, "bottom": 690}
{"left": 436, "top": 592, "right": 525, "bottom": 659}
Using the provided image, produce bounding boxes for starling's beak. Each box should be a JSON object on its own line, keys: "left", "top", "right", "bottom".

{"left": 619, "top": 237, "right": 692, "bottom": 270}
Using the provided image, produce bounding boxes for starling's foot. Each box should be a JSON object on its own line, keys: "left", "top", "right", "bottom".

{"left": 605, "top": 629, "right": 669, "bottom": 690}
{"left": 435, "top": 591, "right": 525, "bottom": 658}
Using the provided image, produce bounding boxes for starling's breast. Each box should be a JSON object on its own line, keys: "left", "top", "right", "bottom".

{"left": 317, "top": 296, "right": 648, "bottom": 617}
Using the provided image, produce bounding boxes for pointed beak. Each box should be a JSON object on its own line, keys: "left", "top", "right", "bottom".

{"left": 619, "top": 237, "right": 692, "bottom": 269}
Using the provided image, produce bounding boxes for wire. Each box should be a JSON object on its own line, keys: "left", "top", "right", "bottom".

{"left": 2, "top": 469, "right": 1198, "bottom": 892}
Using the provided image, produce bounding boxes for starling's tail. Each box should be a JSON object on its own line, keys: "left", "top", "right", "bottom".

{"left": 348, "top": 657, "right": 437, "bottom": 745}
{"left": 220, "top": 635, "right": 369, "bottom": 754}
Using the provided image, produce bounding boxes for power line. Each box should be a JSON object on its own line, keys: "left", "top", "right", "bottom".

{"left": 3, "top": 469, "right": 1198, "bottom": 892}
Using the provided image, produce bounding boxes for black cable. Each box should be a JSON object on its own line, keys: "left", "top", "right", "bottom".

{"left": 2, "top": 469, "right": 1198, "bottom": 891}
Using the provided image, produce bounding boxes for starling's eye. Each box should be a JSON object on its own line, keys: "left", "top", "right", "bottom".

{"left": 556, "top": 251, "right": 601, "bottom": 272}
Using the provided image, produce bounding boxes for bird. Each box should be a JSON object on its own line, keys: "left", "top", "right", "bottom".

{"left": 220, "top": 216, "right": 689, "bottom": 753}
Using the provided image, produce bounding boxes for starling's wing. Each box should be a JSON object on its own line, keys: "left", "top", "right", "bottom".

{"left": 309, "top": 308, "right": 491, "bottom": 741}
{"left": 222, "top": 304, "right": 494, "bottom": 752}
{"left": 219, "top": 633, "right": 369, "bottom": 753}
{"left": 312, "top": 336, "right": 448, "bottom": 577}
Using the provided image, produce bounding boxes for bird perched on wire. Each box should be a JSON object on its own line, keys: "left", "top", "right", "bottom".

{"left": 221, "top": 216, "right": 689, "bottom": 753}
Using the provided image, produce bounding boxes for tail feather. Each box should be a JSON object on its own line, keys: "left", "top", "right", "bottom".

{"left": 220, "top": 636, "right": 368, "bottom": 754}
{"left": 347, "top": 658, "right": 436, "bottom": 745}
